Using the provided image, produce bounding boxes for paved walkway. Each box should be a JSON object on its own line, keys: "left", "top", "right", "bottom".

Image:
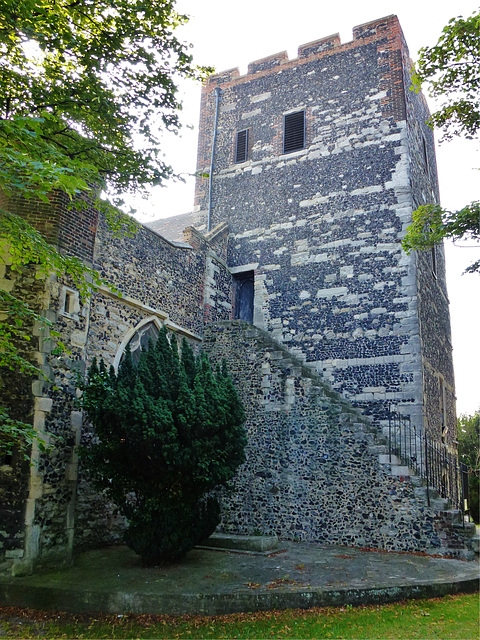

{"left": 0, "top": 543, "right": 478, "bottom": 616}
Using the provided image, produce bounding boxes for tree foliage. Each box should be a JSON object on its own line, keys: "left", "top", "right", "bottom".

{"left": 403, "top": 11, "right": 480, "bottom": 273}
{"left": 0, "top": 0, "right": 211, "bottom": 453}
{"left": 402, "top": 202, "right": 480, "bottom": 274}
{"left": 457, "top": 410, "right": 479, "bottom": 524}
{"left": 80, "top": 329, "right": 247, "bottom": 565}
{"left": 411, "top": 11, "right": 480, "bottom": 140}
{"left": 0, "top": 0, "right": 211, "bottom": 203}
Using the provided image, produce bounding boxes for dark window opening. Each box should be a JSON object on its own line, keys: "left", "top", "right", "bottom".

{"left": 431, "top": 245, "right": 437, "bottom": 278}
{"left": 64, "top": 290, "right": 75, "bottom": 314}
{"left": 440, "top": 377, "right": 447, "bottom": 443}
{"left": 233, "top": 271, "right": 254, "bottom": 323}
{"left": 60, "top": 287, "right": 78, "bottom": 316}
{"left": 283, "top": 111, "right": 305, "bottom": 154}
{"left": 235, "top": 129, "right": 249, "bottom": 163}
{"left": 422, "top": 136, "right": 430, "bottom": 176}
{"left": 0, "top": 452, "right": 13, "bottom": 467}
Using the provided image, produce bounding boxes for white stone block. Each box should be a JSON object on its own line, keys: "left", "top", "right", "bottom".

{"left": 316, "top": 286, "right": 348, "bottom": 299}
{"left": 70, "top": 411, "right": 83, "bottom": 430}
{"left": 241, "top": 108, "right": 261, "bottom": 119}
{"left": 5, "top": 549, "right": 24, "bottom": 559}
{"left": 35, "top": 397, "right": 53, "bottom": 413}
{"left": 379, "top": 454, "right": 402, "bottom": 465}
{"left": 250, "top": 92, "right": 271, "bottom": 103}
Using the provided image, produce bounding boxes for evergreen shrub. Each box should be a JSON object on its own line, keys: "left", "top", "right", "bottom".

{"left": 80, "top": 328, "right": 246, "bottom": 564}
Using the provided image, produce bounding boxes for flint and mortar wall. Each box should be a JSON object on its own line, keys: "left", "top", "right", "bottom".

{"left": 1, "top": 197, "right": 233, "bottom": 574}
{"left": 402, "top": 52, "right": 456, "bottom": 445}
{"left": 74, "top": 217, "right": 233, "bottom": 552}
{"left": 194, "top": 16, "right": 455, "bottom": 439}
{"left": 0, "top": 257, "right": 47, "bottom": 574}
{"left": 0, "top": 191, "right": 99, "bottom": 575}
{"left": 204, "top": 321, "right": 446, "bottom": 553}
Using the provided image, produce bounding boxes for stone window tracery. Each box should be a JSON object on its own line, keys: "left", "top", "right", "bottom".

{"left": 120, "top": 320, "right": 160, "bottom": 367}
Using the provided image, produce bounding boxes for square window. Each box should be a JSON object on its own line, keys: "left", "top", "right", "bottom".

{"left": 283, "top": 111, "right": 305, "bottom": 154}
{"left": 60, "top": 286, "right": 79, "bottom": 317}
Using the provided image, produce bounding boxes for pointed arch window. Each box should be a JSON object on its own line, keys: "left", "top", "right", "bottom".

{"left": 124, "top": 321, "right": 160, "bottom": 366}
{"left": 114, "top": 318, "right": 162, "bottom": 371}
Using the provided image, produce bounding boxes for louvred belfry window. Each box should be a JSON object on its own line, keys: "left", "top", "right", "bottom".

{"left": 283, "top": 110, "right": 305, "bottom": 153}
{"left": 235, "top": 129, "right": 249, "bottom": 163}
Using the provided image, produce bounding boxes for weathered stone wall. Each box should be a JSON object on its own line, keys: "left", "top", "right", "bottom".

{"left": 73, "top": 215, "right": 233, "bottom": 553}
{"left": 1, "top": 14, "right": 459, "bottom": 574}
{"left": 68, "top": 220, "right": 232, "bottom": 553}
{"left": 0, "top": 191, "right": 99, "bottom": 265}
{"left": 0, "top": 257, "right": 43, "bottom": 573}
{"left": 194, "top": 16, "right": 425, "bottom": 430}
{"left": 193, "top": 15, "right": 455, "bottom": 442}
{"left": 0, "top": 189, "right": 98, "bottom": 574}
{"left": 1, "top": 197, "right": 234, "bottom": 574}
{"left": 204, "top": 321, "right": 444, "bottom": 553}
{"left": 402, "top": 48, "right": 456, "bottom": 445}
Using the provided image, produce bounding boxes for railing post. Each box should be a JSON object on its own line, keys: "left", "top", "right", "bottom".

{"left": 388, "top": 404, "right": 392, "bottom": 463}
{"left": 461, "top": 462, "right": 469, "bottom": 525}
{"left": 424, "top": 434, "right": 430, "bottom": 507}
{"left": 413, "top": 425, "right": 416, "bottom": 475}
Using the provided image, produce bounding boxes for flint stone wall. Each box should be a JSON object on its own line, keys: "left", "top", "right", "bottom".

{"left": 193, "top": 15, "right": 455, "bottom": 441}
{"left": 204, "top": 321, "right": 443, "bottom": 553}
{"left": 0, "top": 199, "right": 233, "bottom": 574}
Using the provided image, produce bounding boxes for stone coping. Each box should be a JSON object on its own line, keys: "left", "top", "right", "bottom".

{"left": 200, "top": 533, "right": 279, "bottom": 553}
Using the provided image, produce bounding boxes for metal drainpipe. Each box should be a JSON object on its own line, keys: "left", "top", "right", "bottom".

{"left": 207, "top": 86, "right": 222, "bottom": 232}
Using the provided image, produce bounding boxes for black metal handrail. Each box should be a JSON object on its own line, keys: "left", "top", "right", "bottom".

{"left": 387, "top": 405, "right": 469, "bottom": 516}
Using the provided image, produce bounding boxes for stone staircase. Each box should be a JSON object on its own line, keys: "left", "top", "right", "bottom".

{"left": 372, "top": 435, "right": 478, "bottom": 560}
{"left": 203, "top": 320, "right": 477, "bottom": 560}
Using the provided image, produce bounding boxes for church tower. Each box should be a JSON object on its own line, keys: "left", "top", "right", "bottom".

{"left": 194, "top": 15, "right": 456, "bottom": 444}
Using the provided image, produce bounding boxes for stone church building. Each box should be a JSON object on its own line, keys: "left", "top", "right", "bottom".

{"left": 1, "top": 16, "right": 472, "bottom": 576}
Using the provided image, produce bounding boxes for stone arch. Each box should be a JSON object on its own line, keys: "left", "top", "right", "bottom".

{"left": 113, "top": 316, "right": 164, "bottom": 371}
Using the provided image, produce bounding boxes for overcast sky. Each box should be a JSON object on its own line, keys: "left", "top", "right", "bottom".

{"left": 133, "top": 0, "right": 479, "bottom": 416}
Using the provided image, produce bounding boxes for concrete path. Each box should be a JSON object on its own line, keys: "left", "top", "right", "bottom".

{"left": 0, "top": 543, "right": 478, "bottom": 616}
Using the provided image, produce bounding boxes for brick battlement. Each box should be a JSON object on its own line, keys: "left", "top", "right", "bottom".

{"left": 206, "top": 15, "right": 405, "bottom": 88}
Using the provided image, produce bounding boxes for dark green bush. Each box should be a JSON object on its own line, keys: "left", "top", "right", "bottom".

{"left": 80, "top": 328, "right": 246, "bottom": 564}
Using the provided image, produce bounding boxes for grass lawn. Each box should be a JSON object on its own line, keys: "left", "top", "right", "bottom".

{"left": 0, "top": 593, "right": 478, "bottom": 639}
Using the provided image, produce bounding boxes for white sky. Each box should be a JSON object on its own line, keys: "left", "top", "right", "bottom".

{"left": 133, "top": 0, "right": 479, "bottom": 416}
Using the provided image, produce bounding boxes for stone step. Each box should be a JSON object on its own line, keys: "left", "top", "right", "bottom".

{"left": 201, "top": 533, "right": 279, "bottom": 553}
{"left": 449, "top": 548, "right": 476, "bottom": 561}
{"left": 390, "top": 465, "right": 410, "bottom": 477}
{"left": 453, "top": 521, "right": 477, "bottom": 538}
{"left": 437, "top": 508, "right": 462, "bottom": 523}
{"left": 411, "top": 479, "right": 441, "bottom": 499}
{"left": 410, "top": 475, "right": 424, "bottom": 488}
{"left": 468, "top": 535, "right": 480, "bottom": 554}
{"left": 413, "top": 485, "right": 441, "bottom": 501}
{"left": 363, "top": 432, "right": 376, "bottom": 445}
{"left": 367, "top": 445, "right": 388, "bottom": 455}
{"left": 431, "top": 497, "right": 450, "bottom": 511}
{"left": 354, "top": 422, "right": 371, "bottom": 430}
{"left": 414, "top": 486, "right": 428, "bottom": 499}
{"left": 379, "top": 453, "right": 402, "bottom": 465}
